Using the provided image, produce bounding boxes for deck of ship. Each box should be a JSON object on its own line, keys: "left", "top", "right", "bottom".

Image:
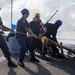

{"left": 0, "top": 50, "right": 75, "bottom": 75}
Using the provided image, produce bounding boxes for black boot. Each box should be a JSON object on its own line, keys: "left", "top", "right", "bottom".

{"left": 18, "top": 61, "right": 25, "bottom": 67}
{"left": 30, "top": 57, "right": 40, "bottom": 62}
{"left": 7, "top": 57, "right": 17, "bottom": 68}
{"left": 7, "top": 61, "right": 17, "bottom": 68}
{"left": 57, "top": 53, "right": 64, "bottom": 58}
{"left": 42, "top": 55, "right": 49, "bottom": 60}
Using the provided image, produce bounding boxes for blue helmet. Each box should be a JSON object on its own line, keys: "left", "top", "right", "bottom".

{"left": 56, "top": 20, "right": 62, "bottom": 26}
{"left": 21, "top": 8, "right": 29, "bottom": 15}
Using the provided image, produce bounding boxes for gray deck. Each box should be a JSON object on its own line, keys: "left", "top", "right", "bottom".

{"left": 0, "top": 50, "right": 75, "bottom": 75}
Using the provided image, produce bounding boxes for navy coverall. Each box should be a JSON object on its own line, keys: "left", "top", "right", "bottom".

{"left": 42, "top": 23, "right": 60, "bottom": 56}
{"left": 16, "top": 17, "right": 35, "bottom": 63}
{"left": 0, "top": 34, "right": 11, "bottom": 58}
{"left": 30, "top": 20, "right": 42, "bottom": 51}
{"left": 0, "top": 17, "right": 11, "bottom": 61}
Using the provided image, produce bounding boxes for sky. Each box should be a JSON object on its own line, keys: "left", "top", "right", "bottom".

{"left": 0, "top": 0, "right": 75, "bottom": 44}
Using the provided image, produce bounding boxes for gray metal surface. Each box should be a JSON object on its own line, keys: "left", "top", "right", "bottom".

{"left": 0, "top": 50, "right": 75, "bottom": 75}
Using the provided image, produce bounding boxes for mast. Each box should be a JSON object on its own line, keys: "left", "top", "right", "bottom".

{"left": 11, "top": 0, "right": 13, "bottom": 28}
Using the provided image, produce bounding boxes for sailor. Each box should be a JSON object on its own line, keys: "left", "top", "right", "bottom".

{"left": 16, "top": 8, "right": 39, "bottom": 67}
{"left": 0, "top": 17, "right": 17, "bottom": 67}
{"left": 30, "top": 13, "right": 42, "bottom": 52}
{"left": 42, "top": 20, "right": 63, "bottom": 59}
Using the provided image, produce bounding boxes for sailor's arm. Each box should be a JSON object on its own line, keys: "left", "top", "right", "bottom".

{"left": 24, "top": 27, "right": 38, "bottom": 38}
{"left": 0, "top": 25, "right": 14, "bottom": 32}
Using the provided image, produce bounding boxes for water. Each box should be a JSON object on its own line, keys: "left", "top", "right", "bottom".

{"left": 57, "top": 39, "right": 75, "bottom": 57}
